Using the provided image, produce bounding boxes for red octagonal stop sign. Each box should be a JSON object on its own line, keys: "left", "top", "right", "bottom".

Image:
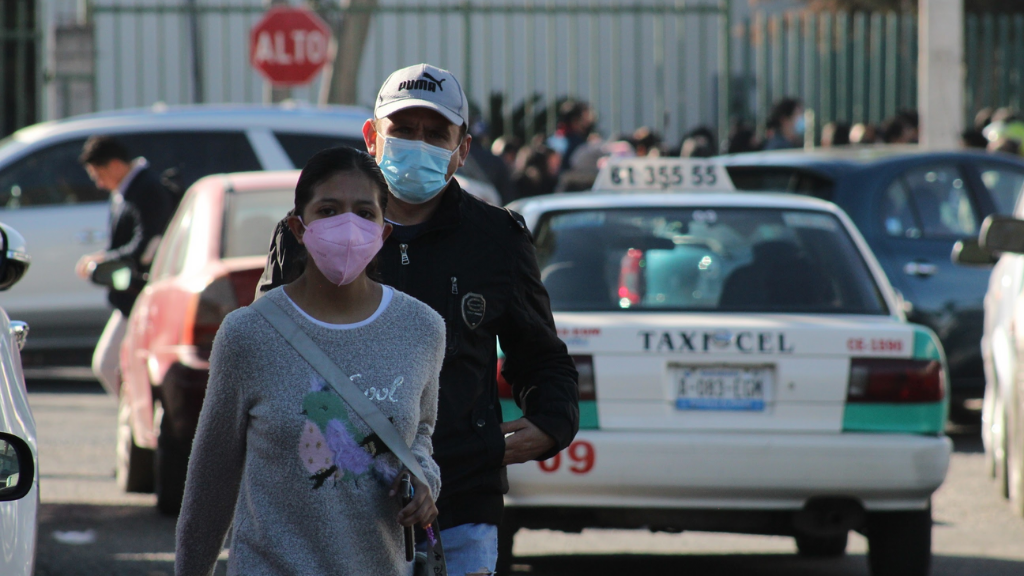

{"left": 250, "top": 6, "right": 333, "bottom": 86}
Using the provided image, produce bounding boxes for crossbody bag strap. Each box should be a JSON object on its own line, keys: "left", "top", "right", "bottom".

{"left": 250, "top": 295, "right": 429, "bottom": 485}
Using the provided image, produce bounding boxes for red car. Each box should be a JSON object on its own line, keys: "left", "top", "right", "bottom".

{"left": 118, "top": 170, "right": 296, "bottom": 514}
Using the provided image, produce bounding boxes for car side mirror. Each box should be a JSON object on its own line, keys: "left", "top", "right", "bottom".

{"left": 0, "top": 223, "right": 30, "bottom": 291}
{"left": 952, "top": 237, "right": 999, "bottom": 266}
{"left": 0, "top": 432, "right": 35, "bottom": 502}
{"left": 90, "top": 259, "right": 132, "bottom": 290}
{"left": 980, "top": 215, "right": 1024, "bottom": 254}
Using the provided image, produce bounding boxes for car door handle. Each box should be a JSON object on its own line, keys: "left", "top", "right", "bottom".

{"left": 903, "top": 261, "right": 938, "bottom": 277}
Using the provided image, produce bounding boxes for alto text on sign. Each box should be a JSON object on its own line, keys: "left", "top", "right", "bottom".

{"left": 249, "top": 7, "right": 333, "bottom": 86}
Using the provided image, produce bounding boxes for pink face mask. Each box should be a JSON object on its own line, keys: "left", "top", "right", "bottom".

{"left": 300, "top": 213, "right": 384, "bottom": 286}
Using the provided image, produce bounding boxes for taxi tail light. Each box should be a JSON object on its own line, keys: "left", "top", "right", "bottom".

{"left": 182, "top": 269, "right": 261, "bottom": 359}
{"left": 617, "top": 249, "right": 644, "bottom": 307}
{"left": 847, "top": 358, "right": 944, "bottom": 403}
{"left": 573, "top": 355, "right": 596, "bottom": 401}
{"left": 496, "top": 354, "right": 596, "bottom": 401}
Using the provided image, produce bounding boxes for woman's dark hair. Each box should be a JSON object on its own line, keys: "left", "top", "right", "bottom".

{"left": 294, "top": 146, "right": 389, "bottom": 217}
{"left": 288, "top": 146, "right": 390, "bottom": 282}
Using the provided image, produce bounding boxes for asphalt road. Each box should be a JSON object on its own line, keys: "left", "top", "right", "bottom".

{"left": 27, "top": 379, "right": 1024, "bottom": 576}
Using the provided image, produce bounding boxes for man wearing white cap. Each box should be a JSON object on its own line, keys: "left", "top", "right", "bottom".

{"left": 257, "top": 64, "right": 579, "bottom": 575}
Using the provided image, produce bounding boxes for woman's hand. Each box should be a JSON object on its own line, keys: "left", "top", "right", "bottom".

{"left": 390, "top": 471, "right": 437, "bottom": 528}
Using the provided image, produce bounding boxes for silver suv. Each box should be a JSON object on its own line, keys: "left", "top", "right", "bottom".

{"left": 0, "top": 104, "right": 499, "bottom": 364}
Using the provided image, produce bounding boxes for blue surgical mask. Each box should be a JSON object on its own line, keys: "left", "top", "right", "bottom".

{"left": 794, "top": 115, "right": 807, "bottom": 136}
{"left": 378, "top": 137, "right": 456, "bottom": 204}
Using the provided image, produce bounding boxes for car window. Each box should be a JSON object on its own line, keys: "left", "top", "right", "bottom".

{"left": 880, "top": 179, "right": 922, "bottom": 238}
{"left": 222, "top": 189, "right": 292, "bottom": 258}
{"left": 533, "top": 207, "right": 888, "bottom": 314}
{"left": 274, "top": 133, "right": 365, "bottom": 169}
{"left": 900, "top": 165, "right": 978, "bottom": 238}
{"left": 0, "top": 138, "right": 106, "bottom": 209}
{"left": 725, "top": 167, "right": 835, "bottom": 200}
{"left": 150, "top": 192, "right": 198, "bottom": 280}
{"left": 977, "top": 163, "right": 1024, "bottom": 215}
{"left": 118, "top": 132, "right": 261, "bottom": 192}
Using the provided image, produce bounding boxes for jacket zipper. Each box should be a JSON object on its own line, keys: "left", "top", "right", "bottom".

{"left": 400, "top": 244, "right": 410, "bottom": 265}
{"left": 446, "top": 276, "right": 460, "bottom": 356}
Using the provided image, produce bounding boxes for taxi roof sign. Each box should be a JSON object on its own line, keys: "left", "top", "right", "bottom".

{"left": 592, "top": 158, "right": 735, "bottom": 192}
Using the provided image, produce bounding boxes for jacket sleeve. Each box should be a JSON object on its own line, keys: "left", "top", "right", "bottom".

{"left": 497, "top": 216, "right": 579, "bottom": 460}
{"left": 255, "top": 214, "right": 304, "bottom": 301}
{"left": 104, "top": 177, "right": 171, "bottom": 268}
{"left": 174, "top": 314, "right": 252, "bottom": 576}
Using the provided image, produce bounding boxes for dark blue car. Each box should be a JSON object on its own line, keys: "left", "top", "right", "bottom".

{"left": 722, "top": 146, "right": 1024, "bottom": 415}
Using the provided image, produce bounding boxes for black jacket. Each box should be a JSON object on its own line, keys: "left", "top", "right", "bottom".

{"left": 256, "top": 181, "right": 579, "bottom": 528}
{"left": 104, "top": 165, "right": 177, "bottom": 316}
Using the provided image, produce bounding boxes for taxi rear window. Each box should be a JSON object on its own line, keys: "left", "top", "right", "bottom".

{"left": 534, "top": 207, "right": 888, "bottom": 315}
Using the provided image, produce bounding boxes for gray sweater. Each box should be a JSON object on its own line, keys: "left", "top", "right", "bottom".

{"left": 175, "top": 287, "right": 444, "bottom": 576}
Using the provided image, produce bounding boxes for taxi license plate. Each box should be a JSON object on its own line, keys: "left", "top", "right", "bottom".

{"left": 673, "top": 365, "right": 773, "bottom": 411}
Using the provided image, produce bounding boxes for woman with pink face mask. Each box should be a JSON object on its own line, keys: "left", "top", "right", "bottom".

{"left": 175, "top": 147, "right": 445, "bottom": 576}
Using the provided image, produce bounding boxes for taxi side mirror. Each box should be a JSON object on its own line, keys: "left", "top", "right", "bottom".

{"left": 952, "top": 237, "right": 998, "bottom": 267}
{"left": 980, "top": 215, "right": 1024, "bottom": 254}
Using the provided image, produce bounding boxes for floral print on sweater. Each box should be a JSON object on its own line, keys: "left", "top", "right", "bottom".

{"left": 298, "top": 377, "right": 400, "bottom": 489}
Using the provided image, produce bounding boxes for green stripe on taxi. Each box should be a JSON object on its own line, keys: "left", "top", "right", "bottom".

{"left": 501, "top": 398, "right": 599, "bottom": 430}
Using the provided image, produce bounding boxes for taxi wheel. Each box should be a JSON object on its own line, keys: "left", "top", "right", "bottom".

{"left": 866, "top": 508, "right": 931, "bottom": 576}
{"left": 795, "top": 532, "right": 848, "bottom": 557}
{"left": 115, "top": 388, "right": 154, "bottom": 493}
{"left": 154, "top": 413, "right": 188, "bottom": 516}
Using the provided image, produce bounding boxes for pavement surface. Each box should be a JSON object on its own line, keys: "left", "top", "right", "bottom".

{"left": 27, "top": 379, "right": 1024, "bottom": 576}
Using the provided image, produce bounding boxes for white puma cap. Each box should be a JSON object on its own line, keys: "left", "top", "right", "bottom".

{"left": 374, "top": 63, "right": 468, "bottom": 127}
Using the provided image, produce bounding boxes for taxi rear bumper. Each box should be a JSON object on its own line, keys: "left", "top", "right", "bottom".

{"left": 504, "top": 430, "right": 951, "bottom": 512}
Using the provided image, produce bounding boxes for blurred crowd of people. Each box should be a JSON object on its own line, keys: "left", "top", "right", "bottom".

{"left": 473, "top": 96, "right": 1022, "bottom": 202}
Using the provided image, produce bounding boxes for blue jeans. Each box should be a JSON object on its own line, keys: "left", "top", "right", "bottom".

{"left": 418, "top": 523, "right": 498, "bottom": 576}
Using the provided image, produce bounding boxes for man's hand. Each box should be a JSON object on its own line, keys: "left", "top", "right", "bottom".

{"left": 75, "top": 252, "right": 104, "bottom": 280}
{"left": 501, "top": 417, "right": 555, "bottom": 465}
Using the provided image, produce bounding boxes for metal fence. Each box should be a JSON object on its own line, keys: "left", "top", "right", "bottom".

{"left": 1, "top": 0, "right": 40, "bottom": 138}
{"left": 85, "top": 0, "right": 732, "bottom": 146}
{"left": 734, "top": 10, "right": 1024, "bottom": 144}
{"left": 734, "top": 11, "right": 918, "bottom": 143}
{"left": 44, "top": 5, "right": 1024, "bottom": 147}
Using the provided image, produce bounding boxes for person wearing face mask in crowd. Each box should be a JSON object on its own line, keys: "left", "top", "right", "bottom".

{"left": 256, "top": 64, "right": 580, "bottom": 576}
{"left": 176, "top": 147, "right": 445, "bottom": 576}
{"left": 763, "top": 97, "right": 805, "bottom": 150}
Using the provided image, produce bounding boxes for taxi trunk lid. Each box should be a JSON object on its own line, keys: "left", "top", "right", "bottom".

{"left": 557, "top": 312, "right": 920, "bottom": 433}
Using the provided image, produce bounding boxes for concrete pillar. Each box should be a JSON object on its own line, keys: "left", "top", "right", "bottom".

{"left": 918, "top": 0, "right": 964, "bottom": 150}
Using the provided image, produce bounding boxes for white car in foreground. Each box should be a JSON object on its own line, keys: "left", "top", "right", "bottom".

{"left": 955, "top": 212, "right": 1024, "bottom": 518}
{"left": 498, "top": 159, "right": 951, "bottom": 576}
{"left": 0, "top": 222, "right": 40, "bottom": 576}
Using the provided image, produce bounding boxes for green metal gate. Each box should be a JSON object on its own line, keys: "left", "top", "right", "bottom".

{"left": 1, "top": 0, "right": 40, "bottom": 138}
{"left": 735, "top": 10, "right": 1024, "bottom": 144}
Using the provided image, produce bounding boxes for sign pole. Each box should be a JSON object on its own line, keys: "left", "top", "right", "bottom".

{"left": 919, "top": 0, "right": 964, "bottom": 149}
{"left": 186, "top": 0, "right": 204, "bottom": 103}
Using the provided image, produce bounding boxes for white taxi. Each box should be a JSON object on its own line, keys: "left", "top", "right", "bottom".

{"left": 498, "top": 159, "right": 951, "bottom": 576}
